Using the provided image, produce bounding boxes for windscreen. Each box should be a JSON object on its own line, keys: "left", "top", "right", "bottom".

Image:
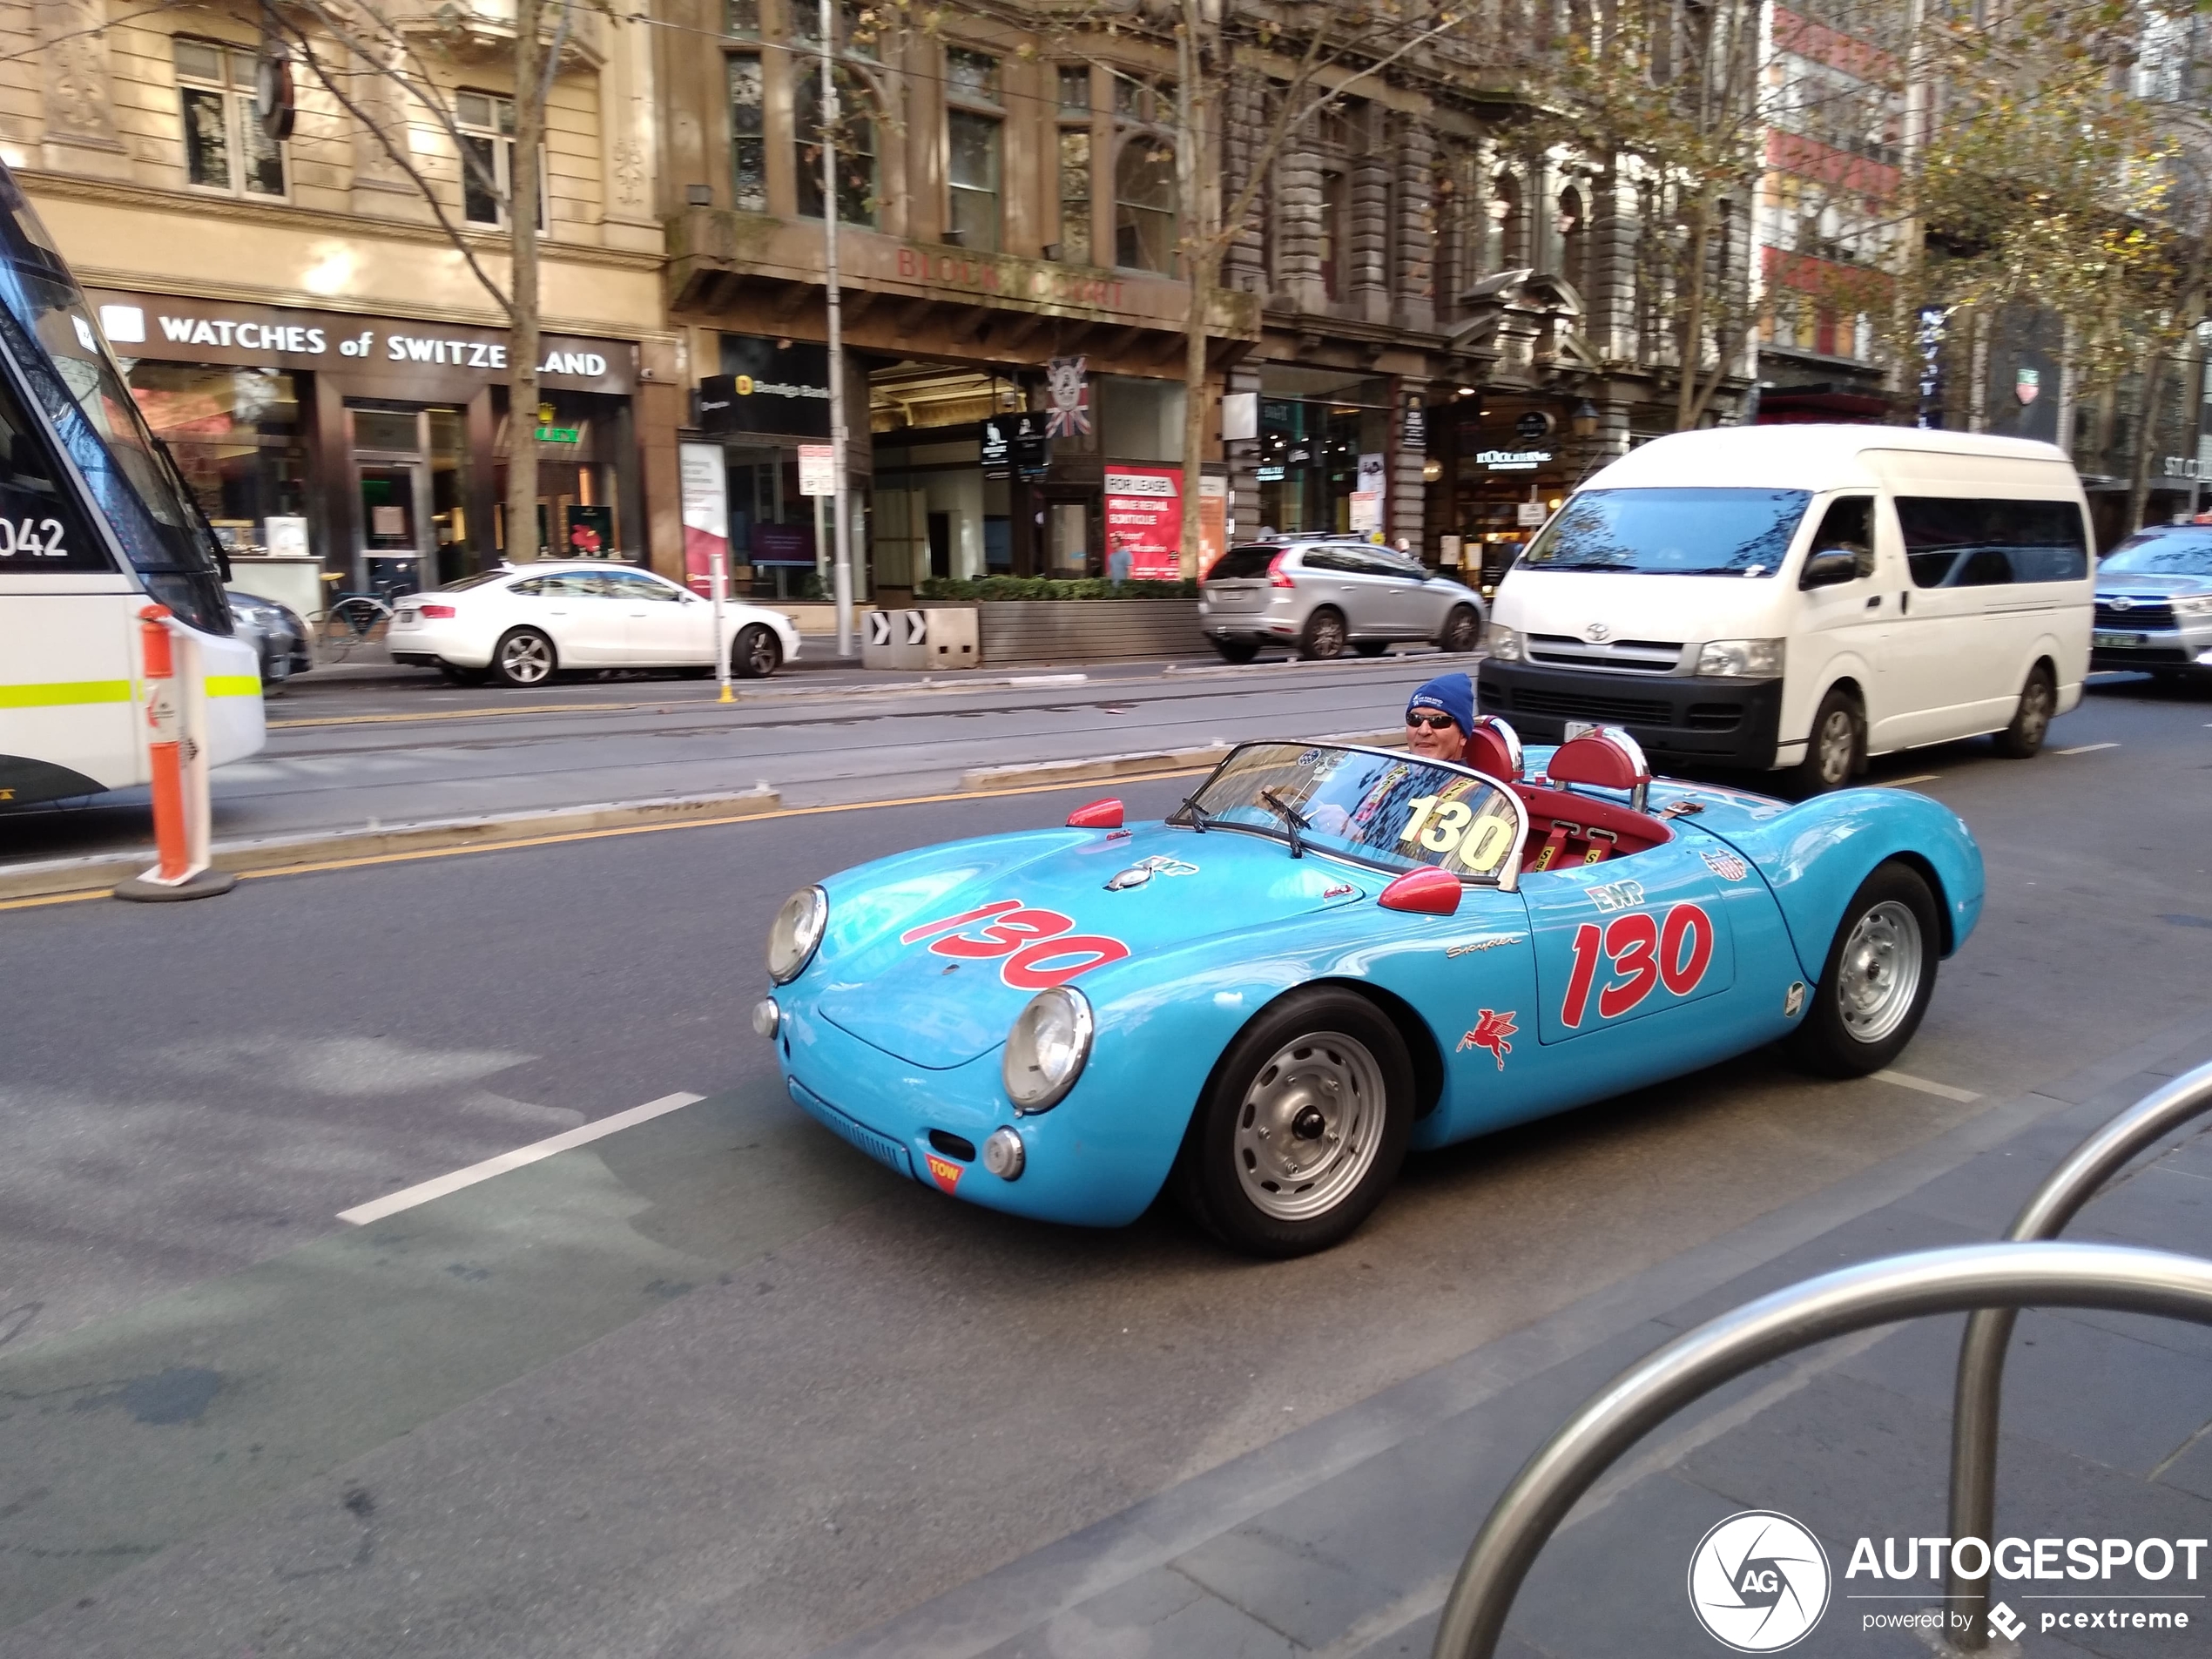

{"left": 2101, "top": 529, "right": 2212, "bottom": 578}
{"left": 0, "top": 163, "right": 230, "bottom": 632}
{"left": 1520, "top": 488, "right": 1812, "bottom": 577}
{"left": 1177, "top": 743, "right": 1521, "bottom": 882}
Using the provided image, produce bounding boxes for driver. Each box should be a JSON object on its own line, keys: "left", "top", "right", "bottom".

{"left": 1401, "top": 672, "right": 1474, "bottom": 761}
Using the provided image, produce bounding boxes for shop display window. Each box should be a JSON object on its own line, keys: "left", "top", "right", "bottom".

{"left": 125, "top": 363, "right": 304, "bottom": 554}
{"left": 491, "top": 388, "right": 633, "bottom": 563}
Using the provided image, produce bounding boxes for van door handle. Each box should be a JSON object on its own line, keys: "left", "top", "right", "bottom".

{"left": 1865, "top": 595, "right": 1881, "bottom": 610}
{"left": 1899, "top": 592, "right": 1911, "bottom": 615}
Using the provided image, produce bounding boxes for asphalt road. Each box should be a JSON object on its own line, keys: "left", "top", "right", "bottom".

{"left": 0, "top": 676, "right": 2206, "bottom": 1658}
{"left": 0, "top": 651, "right": 1460, "bottom": 866}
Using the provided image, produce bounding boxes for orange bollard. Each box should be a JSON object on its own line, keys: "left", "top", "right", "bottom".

{"left": 113, "top": 604, "right": 235, "bottom": 901}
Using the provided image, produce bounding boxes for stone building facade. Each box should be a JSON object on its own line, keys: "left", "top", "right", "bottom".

{"left": 0, "top": 0, "right": 680, "bottom": 604}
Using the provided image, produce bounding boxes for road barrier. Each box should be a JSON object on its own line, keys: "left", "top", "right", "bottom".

{"left": 1428, "top": 1240, "right": 2212, "bottom": 1658}
{"left": 1942, "top": 1056, "right": 2212, "bottom": 1644}
{"left": 112, "top": 604, "right": 236, "bottom": 902}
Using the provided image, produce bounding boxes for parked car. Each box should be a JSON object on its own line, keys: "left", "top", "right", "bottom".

{"left": 1199, "top": 536, "right": 1484, "bottom": 663}
{"left": 1480, "top": 425, "right": 2094, "bottom": 792}
{"left": 386, "top": 562, "right": 801, "bottom": 687}
{"left": 753, "top": 722, "right": 1980, "bottom": 1257}
{"left": 226, "top": 589, "right": 313, "bottom": 688}
{"left": 2090, "top": 521, "right": 2212, "bottom": 685}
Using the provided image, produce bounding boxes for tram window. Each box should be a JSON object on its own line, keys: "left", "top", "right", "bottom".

{"left": 0, "top": 361, "right": 107, "bottom": 573}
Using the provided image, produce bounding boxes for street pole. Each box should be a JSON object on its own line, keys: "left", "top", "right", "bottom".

{"left": 710, "top": 543, "right": 731, "bottom": 702}
{"left": 819, "top": 0, "right": 856, "bottom": 658}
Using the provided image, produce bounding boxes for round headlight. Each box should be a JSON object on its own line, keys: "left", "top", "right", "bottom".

{"left": 766, "top": 886, "right": 827, "bottom": 984}
{"left": 1002, "top": 986, "right": 1094, "bottom": 1113}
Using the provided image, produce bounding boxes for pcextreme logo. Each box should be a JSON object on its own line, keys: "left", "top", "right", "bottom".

{"left": 1688, "top": 1511, "right": 1831, "bottom": 1651}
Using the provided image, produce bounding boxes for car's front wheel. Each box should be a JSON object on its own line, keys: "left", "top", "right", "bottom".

{"left": 489, "top": 628, "right": 556, "bottom": 688}
{"left": 1992, "top": 663, "right": 2055, "bottom": 758}
{"left": 1439, "top": 605, "right": 1481, "bottom": 654}
{"left": 1172, "top": 987, "right": 1413, "bottom": 1257}
{"left": 731, "top": 624, "right": 781, "bottom": 679}
{"left": 1785, "top": 860, "right": 1940, "bottom": 1076}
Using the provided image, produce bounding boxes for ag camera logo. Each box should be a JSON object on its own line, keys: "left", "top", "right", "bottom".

{"left": 1688, "top": 1511, "right": 1831, "bottom": 1651}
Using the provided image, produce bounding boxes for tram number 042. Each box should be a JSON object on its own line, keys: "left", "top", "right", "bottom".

{"left": 0, "top": 518, "right": 67, "bottom": 557}
{"left": 1561, "top": 902, "right": 1715, "bottom": 1028}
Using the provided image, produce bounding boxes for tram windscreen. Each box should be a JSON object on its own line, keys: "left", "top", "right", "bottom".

{"left": 0, "top": 165, "right": 231, "bottom": 632}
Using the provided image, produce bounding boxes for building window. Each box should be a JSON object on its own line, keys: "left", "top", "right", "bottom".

{"left": 1059, "top": 128, "right": 1093, "bottom": 264}
{"left": 947, "top": 47, "right": 1001, "bottom": 102}
{"left": 725, "top": 0, "right": 759, "bottom": 36}
{"left": 1320, "top": 171, "right": 1346, "bottom": 299}
{"left": 1058, "top": 65, "right": 1090, "bottom": 112}
{"left": 456, "top": 91, "right": 544, "bottom": 229}
{"left": 795, "top": 67, "right": 877, "bottom": 225}
{"left": 729, "top": 55, "right": 766, "bottom": 212}
{"left": 1115, "top": 139, "right": 1177, "bottom": 273}
{"left": 175, "top": 38, "right": 284, "bottom": 198}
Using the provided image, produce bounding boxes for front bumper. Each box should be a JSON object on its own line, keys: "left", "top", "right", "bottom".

{"left": 2090, "top": 619, "right": 2212, "bottom": 673}
{"left": 770, "top": 992, "right": 1177, "bottom": 1229}
{"left": 1478, "top": 660, "right": 1785, "bottom": 767}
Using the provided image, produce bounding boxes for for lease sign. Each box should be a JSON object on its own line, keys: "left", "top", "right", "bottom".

{"left": 1104, "top": 467, "right": 1181, "bottom": 581}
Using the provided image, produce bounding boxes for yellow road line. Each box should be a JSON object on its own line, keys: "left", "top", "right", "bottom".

{"left": 269, "top": 698, "right": 674, "bottom": 729}
{"left": 0, "top": 765, "right": 1213, "bottom": 913}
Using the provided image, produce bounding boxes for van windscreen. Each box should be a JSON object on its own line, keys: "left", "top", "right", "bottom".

{"left": 1519, "top": 489, "right": 1811, "bottom": 577}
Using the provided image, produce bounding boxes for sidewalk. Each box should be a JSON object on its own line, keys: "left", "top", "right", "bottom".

{"left": 812, "top": 1022, "right": 2212, "bottom": 1659}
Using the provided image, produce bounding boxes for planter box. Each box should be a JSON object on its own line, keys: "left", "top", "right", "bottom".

{"left": 976, "top": 599, "right": 1209, "bottom": 665}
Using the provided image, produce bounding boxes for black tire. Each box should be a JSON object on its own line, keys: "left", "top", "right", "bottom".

{"left": 1791, "top": 685, "right": 1864, "bottom": 795}
{"left": 1170, "top": 987, "right": 1414, "bottom": 1258}
{"left": 731, "top": 623, "right": 781, "bottom": 679}
{"left": 1992, "top": 663, "right": 2055, "bottom": 758}
{"left": 489, "top": 628, "right": 556, "bottom": 688}
{"left": 438, "top": 664, "right": 488, "bottom": 686}
{"left": 1785, "top": 860, "right": 1941, "bottom": 1077}
{"left": 1352, "top": 640, "right": 1391, "bottom": 658}
{"left": 1298, "top": 607, "right": 1349, "bottom": 661}
{"left": 1211, "top": 638, "right": 1262, "bottom": 664}
{"left": 1439, "top": 605, "right": 1482, "bottom": 654}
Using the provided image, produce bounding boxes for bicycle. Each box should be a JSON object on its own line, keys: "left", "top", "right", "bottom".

{"left": 309, "top": 593, "right": 395, "bottom": 654}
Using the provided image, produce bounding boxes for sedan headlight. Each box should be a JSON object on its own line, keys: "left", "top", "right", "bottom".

{"left": 1487, "top": 623, "right": 1522, "bottom": 663}
{"left": 2173, "top": 593, "right": 2212, "bottom": 617}
{"left": 1002, "top": 986, "right": 1094, "bottom": 1113}
{"left": 766, "top": 886, "right": 827, "bottom": 985}
{"left": 1696, "top": 637, "right": 1785, "bottom": 678}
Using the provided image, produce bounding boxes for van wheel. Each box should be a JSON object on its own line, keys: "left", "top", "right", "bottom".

{"left": 1992, "top": 664, "right": 2055, "bottom": 758}
{"left": 1791, "top": 687, "right": 1863, "bottom": 794}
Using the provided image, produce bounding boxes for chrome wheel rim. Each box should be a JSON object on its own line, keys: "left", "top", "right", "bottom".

{"left": 1815, "top": 707, "right": 1856, "bottom": 786}
{"left": 502, "top": 635, "right": 552, "bottom": 684}
{"left": 1310, "top": 615, "right": 1345, "bottom": 657}
{"left": 1447, "top": 612, "right": 1477, "bottom": 651}
{"left": 1837, "top": 900, "right": 1922, "bottom": 1043}
{"left": 745, "top": 631, "right": 777, "bottom": 674}
{"left": 2018, "top": 678, "right": 2052, "bottom": 744}
{"left": 1233, "top": 1029, "right": 1386, "bottom": 1221}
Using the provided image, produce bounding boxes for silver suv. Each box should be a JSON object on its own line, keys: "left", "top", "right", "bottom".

{"left": 2091, "top": 522, "right": 2212, "bottom": 686}
{"left": 1198, "top": 537, "right": 1485, "bottom": 663}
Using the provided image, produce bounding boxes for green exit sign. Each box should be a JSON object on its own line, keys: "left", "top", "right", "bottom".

{"left": 536, "top": 425, "right": 581, "bottom": 443}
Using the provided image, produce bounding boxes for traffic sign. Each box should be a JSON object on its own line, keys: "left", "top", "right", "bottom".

{"left": 798, "top": 443, "right": 835, "bottom": 496}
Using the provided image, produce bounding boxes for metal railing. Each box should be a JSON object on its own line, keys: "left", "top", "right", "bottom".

{"left": 1943, "top": 1056, "right": 2212, "bottom": 1644}
{"left": 1430, "top": 1241, "right": 2212, "bottom": 1659}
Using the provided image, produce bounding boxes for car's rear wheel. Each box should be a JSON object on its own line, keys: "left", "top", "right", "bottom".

{"left": 489, "top": 629, "right": 556, "bottom": 688}
{"left": 732, "top": 624, "right": 780, "bottom": 678}
{"left": 1439, "top": 605, "right": 1481, "bottom": 654}
{"left": 1785, "top": 860, "right": 1940, "bottom": 1077}
{"left": 1212, "top": 638, "right": 1261, "bottom": 664}
{"left": 1992, "top": 663, "right": 2055, "bottom": 758}
{"left": 1298, "top": 607, "right": 1348, "bottom": 661}
{"left": 1172, "top": 987, "right": 1413, "bottom": 1257}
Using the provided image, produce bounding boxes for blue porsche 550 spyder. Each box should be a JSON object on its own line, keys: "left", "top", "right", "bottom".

{"left": 754, "top": 719, "right": 1982, "bottom": 1257}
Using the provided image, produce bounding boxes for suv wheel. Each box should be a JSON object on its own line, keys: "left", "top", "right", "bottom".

{"left": 1299, "top": 608, "right": 1348, "bottom": 660}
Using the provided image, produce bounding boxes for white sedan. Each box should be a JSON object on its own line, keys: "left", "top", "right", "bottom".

{"left": 386, "top": 562, "right": 802, "bottom": 687}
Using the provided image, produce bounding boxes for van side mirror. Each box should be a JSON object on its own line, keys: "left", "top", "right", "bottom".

{"left": 1799, "top": 549, "right": 1860, "bottom": 590}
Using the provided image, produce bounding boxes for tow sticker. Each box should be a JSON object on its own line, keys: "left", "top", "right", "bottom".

{"left": 924, "top": 1154, "right": 965, "bottom": 1194}
{"left": 900, "top": 898, "right": 1131, "bottom": 988}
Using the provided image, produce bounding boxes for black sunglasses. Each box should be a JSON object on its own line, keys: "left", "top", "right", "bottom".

{"left": 1406, "top": 711, "right": 1459, "bottom": 731}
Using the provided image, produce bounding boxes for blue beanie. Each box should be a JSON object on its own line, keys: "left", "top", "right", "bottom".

{"left": 1406, "top": 672, "right": 1474, "bottom": 736}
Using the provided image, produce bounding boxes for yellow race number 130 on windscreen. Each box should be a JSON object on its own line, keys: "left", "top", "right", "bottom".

{"left": 1399, "top": 786, "right": 1518, "bottom": 878}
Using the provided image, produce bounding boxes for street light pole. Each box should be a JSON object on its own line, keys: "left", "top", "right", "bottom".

{"left": 819, "top": 0, "right": 856, "bottom": 659}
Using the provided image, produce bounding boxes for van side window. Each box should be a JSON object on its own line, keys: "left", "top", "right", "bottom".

{"left": 1808, "top": 496, "right": 1875, "bottom": 577}
{"left": 1895, "top": 497, "right": 2088, "bottom": 589}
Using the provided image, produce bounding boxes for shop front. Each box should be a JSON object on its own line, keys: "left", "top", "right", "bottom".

{"left": 692, "top": 332, "right": 858, "bottom": 599}
{"left": 1426, "top": 396, "right": 1577, "bottom": 596}
{"left": 89, "top": 287, "right": 642, "bottom": 604}
{"left": 1255, "top": 369, "right": 1395, "bottom": 539}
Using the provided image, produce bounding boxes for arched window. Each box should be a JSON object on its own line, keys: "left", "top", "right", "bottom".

{"left": 1115, "top": 138, "right": 1177, "bottom": 273}
{"left": 794, "top": 68, "right": 877, "bottom": 226}
{"left": 1558, "top": 182, "right": 1588, "bottom": 299}
{"left": 1491, "top": 170, "right": 1527, "bottom": 270}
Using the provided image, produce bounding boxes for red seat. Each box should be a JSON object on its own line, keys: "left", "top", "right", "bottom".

{"left": 1462, "top": 715, "right": 1524, "bottom": 782}
{"left": 1517, "top": 727, "right": 1665, "bottom": 871}
{"left": 1548, "top": 726, "right": 1652, "bottom": 814}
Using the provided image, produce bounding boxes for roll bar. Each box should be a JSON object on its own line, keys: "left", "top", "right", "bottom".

{"left": 1431, "top": 1241, "right": 2212, "bottom": 1659}
{"left": 1941, "top": 1056, "right": 2212, "bottom": 1644}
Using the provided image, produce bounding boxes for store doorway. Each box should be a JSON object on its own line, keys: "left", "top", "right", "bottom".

{"left": 349, "top": 404, "right": 466, "bottom": 595}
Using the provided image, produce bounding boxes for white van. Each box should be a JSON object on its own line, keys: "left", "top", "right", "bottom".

{"left": 1478, "top": 425, "right": 2093, "bottom": 790}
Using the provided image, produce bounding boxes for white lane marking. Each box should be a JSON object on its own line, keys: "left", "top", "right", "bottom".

{"left": 1877, "top": 773, "right": 1942, "bottom": 788}
{"left": 1873, "top": 1069, "right": 1980, "bottom": 1103}
{"left": 338, "top": 1091, "right": 706, "bottom": 1224}
{"left": 2055, "top": 742, "right": 2120, "bottom": 755}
